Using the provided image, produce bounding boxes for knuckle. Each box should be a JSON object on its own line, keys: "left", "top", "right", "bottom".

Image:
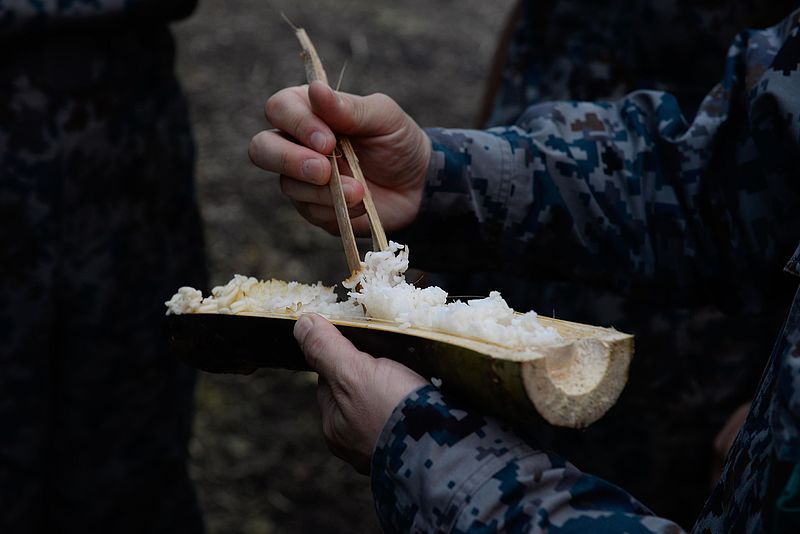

{"left": 247, "top": 132, "right": 266, "bottom": 166}
{"left": 279, "top": 149, "right": 292, "bottom": 176}
{"left": 289, "top": 114, "right": 307, "bottom": 142}
{"left": 368, "top": 93, "right": 395, "bottom": 116}
{"left": 266, "top": 86, "right": 308, "bottom": 125}
{"left": 350, "top": 97, "right": 366, "bottom": 128}
{"left": 303, "top": 329, "right": 327, "bottom": 360}
{"left": 370, "top": 92, "right": 402, "bottom": 125}
{"left": 264, "top": 94, "right": 280, "bottom": 122}
{"left": 346, "top": 360, "right": 369, "bottom": 390}
{"left": 371, "top": 92, "right": 392, "bottom": 107}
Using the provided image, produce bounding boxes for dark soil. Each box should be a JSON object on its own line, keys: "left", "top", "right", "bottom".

{"left": 173, "top": 2, "right": 514, "bottom": 532}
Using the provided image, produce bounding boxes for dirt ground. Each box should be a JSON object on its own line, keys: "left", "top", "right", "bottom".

{"left": 173, "top": 1, "right": 515, "bottom": 532}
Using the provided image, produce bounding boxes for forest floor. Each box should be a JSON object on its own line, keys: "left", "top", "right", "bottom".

{"left": 173, "top": 1, "right": 515, "bottom": 532}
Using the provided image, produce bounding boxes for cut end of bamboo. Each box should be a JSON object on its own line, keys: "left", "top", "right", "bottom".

{"left": 520, "top": 325, "right": 633, "bottom": 428}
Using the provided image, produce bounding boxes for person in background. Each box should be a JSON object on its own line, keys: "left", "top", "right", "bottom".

{"left": 249, "top": 3, "right": 800, "bottom": 531}
{"left": 0, "top": 2, "right": 206, "bottom": 532}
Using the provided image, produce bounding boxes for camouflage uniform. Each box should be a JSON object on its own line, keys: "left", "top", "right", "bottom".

{"left": 0, "top": 2, "right": 205, "bottom": 532}
{"left": 376, "top": 5, "right": 800, "bottom": 533}
{"left": 414, "top": 0, "right": 800, "bottom": 526}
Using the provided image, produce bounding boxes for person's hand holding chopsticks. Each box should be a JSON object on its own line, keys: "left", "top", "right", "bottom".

{"left": 249, "top": 81, "right": 431, "bottom": 236}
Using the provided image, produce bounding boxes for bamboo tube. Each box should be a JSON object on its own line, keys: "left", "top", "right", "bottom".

{"left": 168, "top": 312, "right": 632, "bottom": 428}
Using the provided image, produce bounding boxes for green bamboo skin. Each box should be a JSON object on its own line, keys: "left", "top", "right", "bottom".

{"left": 167, "top": 313, "right": 632, "bottom": 428}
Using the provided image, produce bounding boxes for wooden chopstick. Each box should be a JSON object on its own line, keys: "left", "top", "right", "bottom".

{"left": 339, "top": 139, "right": 388, "bottom": 252}
{"left": 328, "top": 148, "right": 362, "bottom": 274}
{"left": 290, "top": 24, "right": 389, "bottom": 276}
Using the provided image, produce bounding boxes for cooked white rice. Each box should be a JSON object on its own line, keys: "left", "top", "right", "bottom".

{"left": 165, "top": 242, "right": 561, "bottom": 348}
{"left": 164, "top": 276, "right": 363, "bottom": 317}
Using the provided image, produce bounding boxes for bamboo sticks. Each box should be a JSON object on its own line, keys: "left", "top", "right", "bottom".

{"left": 339, "top": 139, "right": 389, "bottom": 252}
{"left": 290, "top": 24, "right": 389, "bottom": 274}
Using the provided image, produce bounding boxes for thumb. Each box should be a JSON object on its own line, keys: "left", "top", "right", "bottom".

{"left": 308, "top": 81, "right": 404, "bottom": 137}
{"left": 294, "top": 313, "right": 367, "bottom": 379}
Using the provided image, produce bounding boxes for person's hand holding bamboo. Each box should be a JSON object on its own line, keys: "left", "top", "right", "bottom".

{"left": 293, "top": 313, "right": 428, "bottom": 474}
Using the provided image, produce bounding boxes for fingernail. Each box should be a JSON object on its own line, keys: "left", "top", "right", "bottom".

{"left": 294, "top": 315, "right": 313, "bottom": 342}
{"left": 310, "top": 131, "right": 327, "bottom": 153}
{"left": 341, "top": 182, "right": 354, "bottom": 197}
{"left": 302, "top": 159, "right": 324, "bottom": 182}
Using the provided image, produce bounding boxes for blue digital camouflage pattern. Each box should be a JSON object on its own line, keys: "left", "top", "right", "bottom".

{"left": 414, "top": 2, "right": 800, "bottom": 324}
{"left": 483, "top": 0, "right": 799, "bottom": 128}
{"left": 0, "top": 0, "right": 196, "bottom": 36}
{"left": 372, "top": 385, "right": 683, "bottom": 533}
{"left": 377, "top": 5, "right": 800, "bottom": 533}
{"left": 373, "top": 267, "right": 800, "bottom": 532}
{"left": 694, "top": 278, "right": 800, "bottom": 532}
{"left": 402, "top": 0, "right": 800, "bottom": 526}
{"left": 777, "top": 248, "right": 800, "bottom": 462}
{"left": 0, "top": 8, "right": 205, "bottom": 534}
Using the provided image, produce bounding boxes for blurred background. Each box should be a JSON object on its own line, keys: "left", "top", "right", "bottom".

{"left": 174, "top": 1, "right": 515, "bottom": 532}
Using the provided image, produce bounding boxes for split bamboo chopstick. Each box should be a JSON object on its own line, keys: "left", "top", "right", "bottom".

{"left": 291, "top": 25, "right": 389, "bottom": 276}
{"left": 339, "top": 139, "right": 388, "bottom": 252}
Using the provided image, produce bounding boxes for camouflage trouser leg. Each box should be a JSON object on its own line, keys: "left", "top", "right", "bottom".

{"left": 0, "top": 27, "right": 206, "bottom": 533}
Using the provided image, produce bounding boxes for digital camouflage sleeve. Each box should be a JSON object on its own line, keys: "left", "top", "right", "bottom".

{"left": 371, "top": 264, "right": 799, "bottom": 532}
{"left": 372, "top": 386, "right": 685, "bottom": 533}
{"left": 373, "top": 7, "right": 800, "bottom": 534}
{"left": 0, "top": 0, "right": 196, "bottom": 35}
{"left": 402, "top": 7, "right": 800, "bottom": 312}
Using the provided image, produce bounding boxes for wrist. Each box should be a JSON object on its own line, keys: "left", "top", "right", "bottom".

{"left": 400, "top": 129, "right": 432, "bottom": 227}
{"left": 370, "top": 384, "right": 434, "bottom": 465}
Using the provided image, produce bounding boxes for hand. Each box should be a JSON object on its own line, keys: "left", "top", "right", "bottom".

{"left": 293, "top": 313, "right": 428, "bottom": 474}
{"left": 249, "top": 81, "right": 431, "bottom": 235}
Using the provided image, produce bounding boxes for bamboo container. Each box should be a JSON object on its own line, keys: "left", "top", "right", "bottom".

{"left": 167, "top": 312, "right": 632, "bottom": 428}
